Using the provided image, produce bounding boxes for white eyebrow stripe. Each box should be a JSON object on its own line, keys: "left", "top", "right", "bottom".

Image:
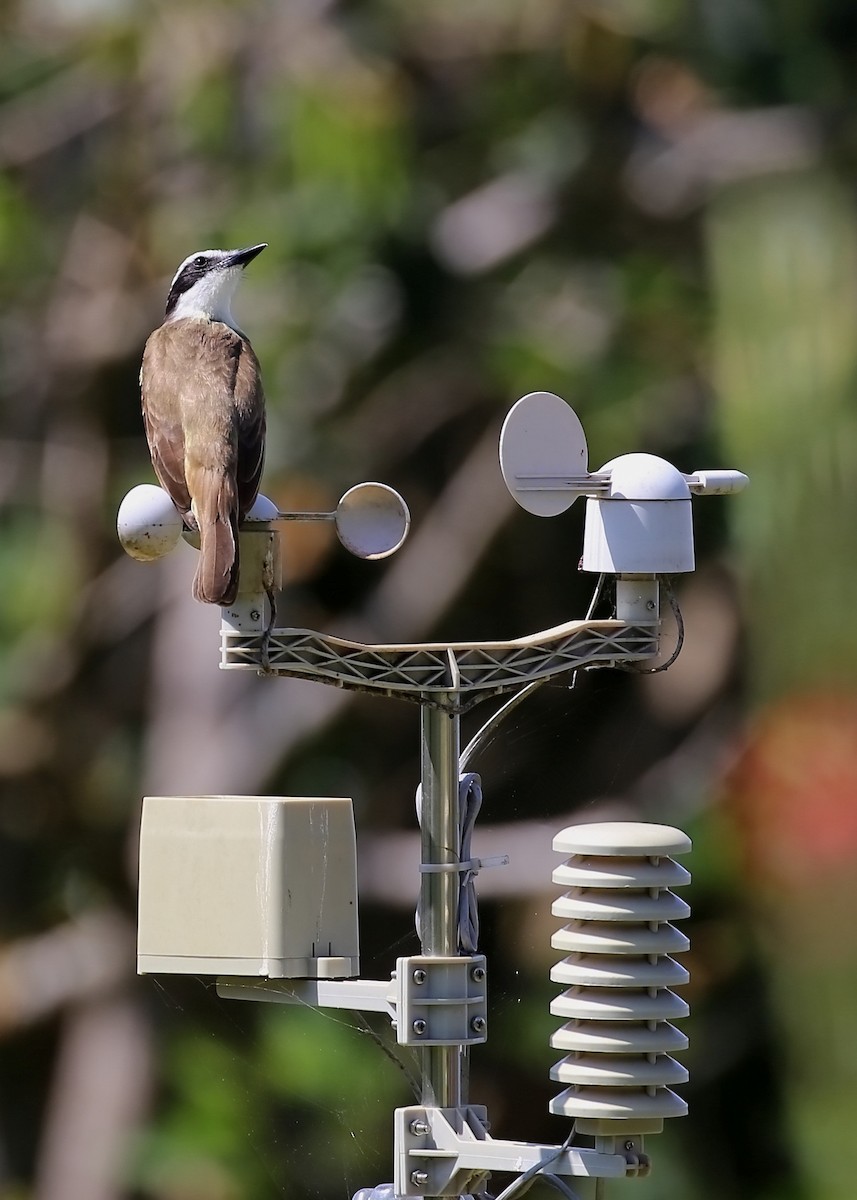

{"left": 169, "top": 249, "right": 225, "bottom": 289}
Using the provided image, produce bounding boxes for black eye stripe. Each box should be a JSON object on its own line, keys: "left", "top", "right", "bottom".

{"left": 164, "top": 260, "right": 213, "bottom": 314}
{"left": 180, "top": 263, "right": 206, "bottom": 285}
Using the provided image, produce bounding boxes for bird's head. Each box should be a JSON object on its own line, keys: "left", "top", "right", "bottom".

{"left": 164, "top": 243, "right": 267, "bottom": 328}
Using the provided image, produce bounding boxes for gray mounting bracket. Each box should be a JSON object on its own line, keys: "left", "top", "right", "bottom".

{"left": 393, "top": 1105, "right": 640, "bottom": 1198}
{"left": 396, "top": 955, "right": 487, "bottom": 1047}
{"left": 216, "top": 954, "right": 488, "bottom": 1049}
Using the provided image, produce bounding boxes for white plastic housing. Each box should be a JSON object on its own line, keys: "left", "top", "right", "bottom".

{"left": 335, "top": 482, "right": 410, "bottom": 559}
{"left": 499, "top": 391, "right": 589, "bottom": 516}
{"left": 220, "top": 525, "right": 281, "bottom": 641}
{"left": 687, "top": 469, "right": 749, "bottom": 495}
{"left": 549, "top": 821, "right": 691, "bottom": 1132}
{"left": 138, "top": 796, "right": 359, "bottom": 979}
{"left": 117, "top": 484, "right": 183, "bottom": 561}
{"left": 582, "top": 454, "right": 694, "bottom": 574}
{"left": 246, "top": 493, "right": 279, "bottom": 522}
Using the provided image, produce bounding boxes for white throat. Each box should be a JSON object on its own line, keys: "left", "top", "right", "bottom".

{"left": 169, "top": 268, "right": 242, "bottom": 330}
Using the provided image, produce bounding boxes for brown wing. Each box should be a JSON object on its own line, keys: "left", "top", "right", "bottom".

{"left": 140, "top": 319, "right": 266, "bottom": 520}
{"left": 231, "top": 336, "right": 266, "bottom": 518}
{"left": 140, "top": 326, "right": 192, "bottom": 519}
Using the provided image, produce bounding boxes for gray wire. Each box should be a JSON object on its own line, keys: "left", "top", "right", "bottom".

{"left": 414, "top": 773, "right": 485, "bottom": 953}
{"left": 260, "top": 583, "right": 278, "bottom": 672}
{"left": 490, "top": 1128, "right": 580, "bottom": 1200}
{"left": 460, "top": 575, "right": 607, "bottom": 771}
{"left": 457, "top": 773, "right": 482, "bottom": 954}
{"left": 570, "top": 572, "right": 607, "bottom": 690}
{"left": 459, "top": 680, "right": 546, "bottom": 772}
{"left": 584, "top": 573, "right": 607, "bottom": 621}
{"left": 540, "top": 1176, "right": 583, "bottom": 1200}
{"left": 615, "top": 576, "right": 684, "bottom": 675}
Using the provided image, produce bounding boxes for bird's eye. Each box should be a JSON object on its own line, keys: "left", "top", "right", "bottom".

{"left": 193, "top": 256, "right": 207, "bottom": 267}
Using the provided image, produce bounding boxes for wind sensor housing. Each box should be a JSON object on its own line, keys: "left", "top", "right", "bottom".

{"left": 500, "top": 391, "right": 747, "bottom": 575}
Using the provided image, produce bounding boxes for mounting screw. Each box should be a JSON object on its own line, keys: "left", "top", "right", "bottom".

{"left": 411, "top": 1171, "right": 429, "bottom": 1188}
{"left": 471, "top": 966, "right": 485, "bottom": 982}
{"left": 409, "top": 1119, "right": 430, "bottom": 1136}
{"left": 624, "top": 1140, "right": 636, "bottom": 1151}
{"left": 646, "top": 600, "right": 656, "bottom": 611}
{"left": 413, "top": 969, "right": 427, "bottom": 985}
{"left": 250, "top": 609, "right": 261, "bottom": 621}
{"left": 470, "top": 1016, "right": 486, "bottom": 1033}
{"left": 412, "top": 1019, "right": 427, "bottom": 1036}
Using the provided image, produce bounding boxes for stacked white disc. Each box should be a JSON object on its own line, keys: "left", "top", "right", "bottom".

{"left": 549, "top": 822, "right": 691, "bottom": 1130}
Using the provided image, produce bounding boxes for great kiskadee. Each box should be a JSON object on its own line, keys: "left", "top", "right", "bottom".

{"left": 140, "top": 243, "right": 267, "bottom": 605}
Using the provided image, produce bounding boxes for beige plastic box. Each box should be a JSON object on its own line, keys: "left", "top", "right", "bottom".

{"left": 137, "top": 796, "right": 359, "bottom": 979}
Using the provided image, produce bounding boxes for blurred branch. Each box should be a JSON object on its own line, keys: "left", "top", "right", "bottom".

{"left": 0, "top": 910, "right": 133, "bottom": 1036}
{"left": 45, "top": 216, "right": 145, "bottom": 370}
{"left": 0, "top": 67, "right": 123, "bottom": 167}
{"left": 344, "top": 351, "right": 485, "bottom": 467}
{"left": 431, "top": 171, "right": 558, "bottom": 275}
{"left": 626, "top": 106, "right": 820, "bottom": 217}
{"left": 35, "top": 997, "right": 152, "bottom": 1200}
{"left": 0, "top": 441, "right": 44, "bottom": 508}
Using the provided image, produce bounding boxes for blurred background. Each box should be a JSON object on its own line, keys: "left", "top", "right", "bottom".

{"left": 1, "top": 0, "right": 856, "bottom": 1197}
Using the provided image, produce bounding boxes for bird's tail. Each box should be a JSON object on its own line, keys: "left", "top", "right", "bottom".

{"left": 192, "top": 470, "right": 240, "bottom": 606}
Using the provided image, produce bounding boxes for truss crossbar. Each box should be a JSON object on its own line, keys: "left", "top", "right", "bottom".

{"left": 221, "top": 619, "right": 657, "bottom": 710}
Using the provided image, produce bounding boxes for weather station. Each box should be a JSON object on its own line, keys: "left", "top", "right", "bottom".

{"left": 118, "top": 390, "right": 748, "bottom": 1200}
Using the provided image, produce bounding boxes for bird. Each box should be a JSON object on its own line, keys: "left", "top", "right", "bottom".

{"left": 140, "top": 243, "right": 267, "bottom": 606}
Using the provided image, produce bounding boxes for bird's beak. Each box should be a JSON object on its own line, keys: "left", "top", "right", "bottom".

{"left": 226, "top": 243, "right": 268, "bottom": 269}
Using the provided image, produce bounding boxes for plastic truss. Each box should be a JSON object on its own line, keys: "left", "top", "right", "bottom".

{"left": 215, "top": 954, "right": 489, "bottom": 1048}
{"left": 220, "top": 618, "right": 658, "bottom": 710}
{"left": 393, "top": 1105, "right": 644, "bottom": 1198}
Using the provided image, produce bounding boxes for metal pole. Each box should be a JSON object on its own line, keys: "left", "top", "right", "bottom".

{"left": 418, "top": 696, "right": 461, "bottom": 1110}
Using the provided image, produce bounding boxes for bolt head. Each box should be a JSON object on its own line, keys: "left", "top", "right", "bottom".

{"left": 471, "top": 966, "right": 485, "bottom": 982}
{"left": 409, "top": 1119, "right": 430, "bottom": 1136}
{"left": 412, "top": 1019, "right": 427, "bottom": 1035}
{"left": 411, "top": 1171, "right": 429, "bottom": 1187}
{"left": 470, "top": 1015, "right": 486, "bottom": 1033}
{"left": 413, "top": 968, "right": 427, "bottom": 985}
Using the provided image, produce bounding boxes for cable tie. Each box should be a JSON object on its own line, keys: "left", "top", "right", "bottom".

{"left": 419, "top": 854, "right": 509, "bottom": 874}
{"left": 472, "top": 854, "right": 509, "bottom": 870}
